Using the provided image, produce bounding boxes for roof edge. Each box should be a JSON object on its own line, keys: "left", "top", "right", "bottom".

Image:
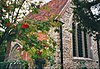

{"left": 55, "top": 0, "right": 71, "bottom": 20}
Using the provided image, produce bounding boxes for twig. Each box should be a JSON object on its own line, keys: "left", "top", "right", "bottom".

{"left": 14, "top": 0, "right": 26, "bottom": 23}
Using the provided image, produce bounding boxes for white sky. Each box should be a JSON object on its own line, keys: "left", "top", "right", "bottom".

{"left": 32, "top": 0, "right": 51, "bottom": 4}
{"left": 90, "top": 3, "right": 100, "bottom": 15}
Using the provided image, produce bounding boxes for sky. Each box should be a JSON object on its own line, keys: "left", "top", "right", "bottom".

{"left": 32, "top": 0, "right": 51, "bottom": 5}
{"left": 32, "top": 0, "right": 51, "bottom": 3}
{"left": 90, "top": 3, "right": 100, "bottom": 15}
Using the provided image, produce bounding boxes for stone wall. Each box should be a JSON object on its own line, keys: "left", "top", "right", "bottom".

{"left": 56, "top": 0, "right": 99, "bottom": 68}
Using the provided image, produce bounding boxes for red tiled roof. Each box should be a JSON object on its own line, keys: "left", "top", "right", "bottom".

{"left": 27, "top": 0, "right": 68, "bottom": 21}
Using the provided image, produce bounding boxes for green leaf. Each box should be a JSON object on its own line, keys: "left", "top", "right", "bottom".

{"left": 32, "top": 8, "right": 40, "bottom": 14}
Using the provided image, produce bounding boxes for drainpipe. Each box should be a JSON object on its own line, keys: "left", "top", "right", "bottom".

{"left": 54, "top": 20, "right": 64, "bottom": 69}
{"left": 96, "top": 34, "right": 100, "bottom": 68}
{"left": 59, "top": 22, "right": 63, "bottom": 69}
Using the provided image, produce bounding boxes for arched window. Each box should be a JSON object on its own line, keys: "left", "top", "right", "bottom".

{"left": 72, "top": 23, "right": 92, "bottom": 58}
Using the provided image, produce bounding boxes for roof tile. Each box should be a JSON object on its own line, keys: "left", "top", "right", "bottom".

{"left": 28, "top": 0, "right": 68, "bottom": 21}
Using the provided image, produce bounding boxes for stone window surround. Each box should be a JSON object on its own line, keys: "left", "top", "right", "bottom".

{"left": 72, "top": 57, "right": 93, "bottom": 61}
{"left": 72, "top": 23, "right": 93, "bottom": 59}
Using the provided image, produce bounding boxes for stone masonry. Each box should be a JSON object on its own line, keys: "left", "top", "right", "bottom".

{"left": 55, "top": 0, "right": 99, "bottom": 68}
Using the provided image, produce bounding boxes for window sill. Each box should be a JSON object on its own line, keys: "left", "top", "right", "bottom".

{"left": 72, "top": 57, "right": 93, "bottom": 61}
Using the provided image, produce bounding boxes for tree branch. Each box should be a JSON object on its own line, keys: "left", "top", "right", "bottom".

{"left": 14, "top": 0, "right": 26, "bottom": 23}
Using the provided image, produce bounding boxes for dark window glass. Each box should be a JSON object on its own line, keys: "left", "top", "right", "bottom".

{"left": 77, "top": 24, "right": 83, "bottom": 57}
{"left": 84, "top": 29, "right": 88, "bottom": 58}
{"left": 72, "top": 23, "right": 76, "bottom": 56}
